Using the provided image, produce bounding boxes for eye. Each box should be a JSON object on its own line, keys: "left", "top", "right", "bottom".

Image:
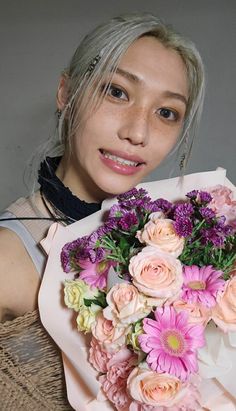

{"left": 104, "top": 84, "right": 128, "bottom": 101}
{"left": 157, "top": 108, "right": 179, "bottom": 121}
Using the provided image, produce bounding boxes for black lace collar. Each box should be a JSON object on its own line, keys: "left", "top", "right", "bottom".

{"left": 38, "top": 156, "right": 101, "bottom": 224}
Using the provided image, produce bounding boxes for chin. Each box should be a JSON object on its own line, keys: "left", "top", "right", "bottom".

{"left": 96, "top": 175, "right": 142, "bottom": 198}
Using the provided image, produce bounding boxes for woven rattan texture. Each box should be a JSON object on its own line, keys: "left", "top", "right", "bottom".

{"left": 0, "top": 309, "right": 74, "bottom": 411}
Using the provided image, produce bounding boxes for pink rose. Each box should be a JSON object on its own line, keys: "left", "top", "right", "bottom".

{"left": 99, "top": 347, "right": 137, "bottom": 410}
{"left": 208, "top": 184, "right": 236, "bottom": 225}
{"left": 137, "top": 213, "right": 184, "bottom": 257}
{"left": 89, "top": 337, "right": 113, "bottom": 373}
{"left": 103, "top": 283, "right": 151, "bottom": 325}
{"left": 129, "top": 246, "right": 183, "bottom": 302}
{"left": 212, "top": 277, "right": 236, "bottom": 332}
{"left": 127, "top": 367, "right": 201, "bottom": 410}
{"left": 173, "top": 299, "right": 211, "bottom": 327}
{"left": 91, "top": 312, "right": 128, "bottom": 352}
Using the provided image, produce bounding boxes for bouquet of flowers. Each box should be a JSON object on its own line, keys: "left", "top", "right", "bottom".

{"left": 61, "top": 184, "right": 236, "bottom": 411}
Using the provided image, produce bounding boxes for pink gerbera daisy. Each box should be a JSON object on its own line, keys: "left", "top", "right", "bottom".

{"left": 181, "top": 265, "right": 225, "bottom": 307}
{"left": 79, "top": 259, "right": 112, "bottom": 289}
{"left": 138, "top": 306, "right": 205, "bottom": 381}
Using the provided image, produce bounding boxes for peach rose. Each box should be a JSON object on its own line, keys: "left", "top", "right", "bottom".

{"left": 127, "top": 367, "right": 188, "bottom": 407}
{"left": 173, "top": 300, "right": 211, "bottom": 327}
{"left": 212, "top": 277, "right": 236, "bottom": 332}
{"left": 91, "top": 312, "right": 128, "bottom": 352}
{"left": 129, "top": 246, "right": 183, "bottom": 301}
{"left": 103, "top": 283, "right": 151, "bottom": 325}
{"left": 136, "top": 213, "right": 184, "bottom": 257}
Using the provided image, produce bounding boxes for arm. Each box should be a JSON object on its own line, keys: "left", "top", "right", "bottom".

{"left": 0, "top": 228, "right": 40, "bottom": 322}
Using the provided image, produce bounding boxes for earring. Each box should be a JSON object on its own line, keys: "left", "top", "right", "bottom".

{"left": 56, "top": 109, "right": 62, "bottom": 119}
{"left": 179, "top": 153, "right": 186, "bottom": 171}
{"left": 179, "top": 132, "right": 189, "bottom": 172}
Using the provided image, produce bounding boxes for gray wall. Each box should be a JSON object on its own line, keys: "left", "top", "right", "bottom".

{"left": 0, "top": 0, "right": 235, "bottom": 211}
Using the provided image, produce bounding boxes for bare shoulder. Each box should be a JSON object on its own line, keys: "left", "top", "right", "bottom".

{"left": 0, "top": 227, "right": 40, "bottom": 321}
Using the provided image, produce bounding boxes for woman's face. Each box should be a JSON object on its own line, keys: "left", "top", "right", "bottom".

{"left": 59, "top": 36, "right": 189, "bottom": 202}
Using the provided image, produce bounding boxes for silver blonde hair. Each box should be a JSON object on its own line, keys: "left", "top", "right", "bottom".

{"left": 29, "top": 12, "right": 205, "bottom": 183}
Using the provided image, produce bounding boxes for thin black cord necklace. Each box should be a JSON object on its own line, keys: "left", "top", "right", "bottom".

{"left": 40, "top": 187, "right": 74, "bottom": 225}
{"left": 37, "top": 156, "right": 101, "bottom": 223}
{"left": 0, "top": 156, "right": 101, "bottom": 226}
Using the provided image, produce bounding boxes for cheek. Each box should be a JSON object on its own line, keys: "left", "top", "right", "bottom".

{"left": 148, "top": 127, "right": 181, "bottom": 167}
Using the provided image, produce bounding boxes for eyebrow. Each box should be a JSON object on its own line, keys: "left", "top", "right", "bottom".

{"left": 116, "top": 68, "right": 141, "bottom": 83}
{"left": 162, "top": 91, "right": 188, "bottom": 106}
{"left": 115, "top": 68, "right": 188, "bottom": 106}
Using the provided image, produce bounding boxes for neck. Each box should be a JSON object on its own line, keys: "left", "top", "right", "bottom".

{"left": 56, "top": 154, "right": 111, "bottom": 203}
{"left": 38, "top": 156, "right": 102, "bottom": 223}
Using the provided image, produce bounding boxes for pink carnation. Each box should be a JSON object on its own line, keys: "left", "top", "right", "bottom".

{"left": 181, "top": 265, "right": 225, "bottom": 308}
{"left": 99, "top": 347, "right": 137, "bottom": 410}
{"left": 208, "top": 184, "right": 236, "bottom": 225}
{"left": 89, "top": 337, "right": 113, "bottom": 373}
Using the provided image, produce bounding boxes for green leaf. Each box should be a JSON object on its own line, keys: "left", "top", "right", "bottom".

{"left": 84, "top": 293, "right": 107, "bottom": 308}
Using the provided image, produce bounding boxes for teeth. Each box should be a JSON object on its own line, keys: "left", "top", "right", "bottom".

{"left": 102, "top": 150, "right": 139, "bottom": 167}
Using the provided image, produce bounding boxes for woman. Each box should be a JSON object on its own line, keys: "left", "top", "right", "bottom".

{"left": 0, "top": 13, "right": 204, "bottom": 410}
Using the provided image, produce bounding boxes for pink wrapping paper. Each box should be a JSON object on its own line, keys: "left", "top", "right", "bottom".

{"left": 38, "top": 168, "right": 236, "bottom": 411}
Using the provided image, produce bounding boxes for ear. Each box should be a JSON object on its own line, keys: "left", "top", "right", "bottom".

{"left": 56, "top": 73, "right": 69, "bottom": 111}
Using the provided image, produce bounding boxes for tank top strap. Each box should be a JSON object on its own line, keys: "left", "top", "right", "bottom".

{"left": 0, "top": 210, "right": 46, "bottom": 277}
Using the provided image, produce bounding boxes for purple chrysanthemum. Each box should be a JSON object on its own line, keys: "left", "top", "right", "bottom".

{"left": 174, "top": 203, "right": 194, "bottom": 219}
{"left": 118, "top": 212, "right": 139, "bottom": 230}
{"left": 96, "top": 225, "right": 112, "bottom": 237}
{"left": 199, "top": 191, "right": 212, "bottom": 204}
{"left": 108, "top": 204, "right": 124, "bottom": 218}
{"left": 118, "top": 187, "right": 148, "bottom": 202}
{"left": 105, "top": 217, "right": 119, "bottom": 231}
{"left": 61, "top": 246, "right": 71, "bottom": 273}
{"left": 153, "top": 198, "right": 173, "bottom": 213}
{"left": 61, "top": 237, "right": 88, "bottom": 272}
{"left": 174, "top": 217, "right": 193, "bottom": 237}
{"left": 139, "top": 306, "right": 205, "bottom": 381}
{"left": 214, "top": 218, "right": 233, "bottom": 237}
{"left": 200, "top": 227, "right": 225, "bottom": 247}
{"left": 199, "top": 207, "right": 215, "bottom": 220}
{"left": 181, "top": 265, "right": 225, "bottom": 307}
{"left": 186, "top": 190, "right": 199, "bottom": 199}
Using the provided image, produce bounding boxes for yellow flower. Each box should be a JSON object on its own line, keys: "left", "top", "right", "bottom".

{"left": 64, "top": 279, "right": 89, "bottom": 311}
{"left": 76, "top": 304, "right": 102, "bottom": 333}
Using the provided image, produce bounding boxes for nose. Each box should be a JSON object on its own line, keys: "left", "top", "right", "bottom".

{"left": 117, "top": 106, "right": 150, "bottom": 146}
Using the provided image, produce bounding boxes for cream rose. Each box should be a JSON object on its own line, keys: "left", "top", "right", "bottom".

{"left": 136, "top": 213, "right": 184, "bottom": 257}
{"left": 103, "top": 283, "right": 151, "bottom": 325}
{"left": 212, "top": 277, "right": 236, "bottom": 332}
{"left": 64, "top": 279, "right": 88, "bottom": 311}
{"left": 76, "top": 303, "right": 101, "bottom": 333}
{"left": 129, "top": 246, "right": 183, "bottom": 301}
{"left": 91, "top": 312, "right": 128, "bottom": 352}
{"left": 173, "top": 299, "right": 211, "bottom": 327}
{"left": 127, "top": 367, "right": 187, "bottom": 407}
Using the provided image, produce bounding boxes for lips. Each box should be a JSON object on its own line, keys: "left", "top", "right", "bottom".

{"left": 100, "top": 149, "right": 145, "bottom": 166}
{"left": 99, "top": 149, "right": 145, "bottom": 176}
